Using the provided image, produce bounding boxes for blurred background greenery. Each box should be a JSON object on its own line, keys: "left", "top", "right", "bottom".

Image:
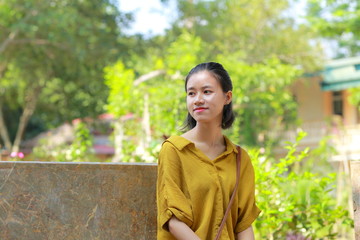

{"left": 0, "top": 0, "right": 359, "bottom": 238}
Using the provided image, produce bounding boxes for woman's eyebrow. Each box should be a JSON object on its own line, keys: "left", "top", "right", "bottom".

{"left": 201, "top": 85, "right": 213, "bottom": 89}
{"left": 187, "top": 85, "right": 213, "bottom": 91}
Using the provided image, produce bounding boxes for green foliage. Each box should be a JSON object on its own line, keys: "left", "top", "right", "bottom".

{"left": 103, "top": 31, "right": 206, "bottom": 152}
{"left": 103, "top": 0, "right": 323, "bottom": 153}
{"left": 165, "top": 31, "right": 205, "bottom": 75}
{"left": 172, "top": 0, "right": 322, "bottom": 71}
{"left": 105, "top": 32, "right": 303, "bottom": 153}
{"left": 119, "top": 135, "right": 162, "bottom": 163}
{"left": 221, "top": 57, "right": 301, "bottom": 146}
{"left": 349, "top": 86, "right": 360, "bottom": 111}
{"left": 104, "top": 61, "right": 138, "bottom": 117}
{"left": 66, "top": 122, "right": 94, "bottom": 161}
{"left": 1, "top": 0, "right": 325, "bottom": 154}
{"left": 32, "top": 122, "right": 95, "bottom": 162}
{"left": 306, "top": 0, "right": 360, "bottom": 57}
{"left": 0, "top": 0, "right": 127, "bottom": 147}
{"left": 252, "top": 132, "right": 353, "bottom": 239}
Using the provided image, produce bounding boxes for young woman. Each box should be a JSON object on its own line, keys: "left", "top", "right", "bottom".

{"left": 157, "top": 62, "right": 261, "bottom": 240}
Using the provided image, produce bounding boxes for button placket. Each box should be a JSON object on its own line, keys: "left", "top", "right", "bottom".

{"left": 212, "top": 161, "right": 227, "bottom": 237}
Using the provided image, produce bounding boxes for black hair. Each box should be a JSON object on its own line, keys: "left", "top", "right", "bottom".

{"left": 183, "top": 62, "right": 235, "bottom": 130}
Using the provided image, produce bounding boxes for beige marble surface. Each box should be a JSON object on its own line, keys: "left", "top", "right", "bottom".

{"left": 0, "top": 161, "right": 157, "bottom": 240}
{"left": 351, "top": 161, "right": 360, "bottom": 240}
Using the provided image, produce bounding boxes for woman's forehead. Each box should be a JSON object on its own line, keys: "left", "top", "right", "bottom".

{"left": 186, "top": 71, "right": 219, "bottom": 88}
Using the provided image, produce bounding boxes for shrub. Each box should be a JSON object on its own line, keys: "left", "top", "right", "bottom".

{"left": 252, "top": 131, "right": 354, "bottom": 239}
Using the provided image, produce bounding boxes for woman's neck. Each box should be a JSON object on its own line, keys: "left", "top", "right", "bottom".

{"left": 187, "top": 123, "right": 224, "bottom": 147}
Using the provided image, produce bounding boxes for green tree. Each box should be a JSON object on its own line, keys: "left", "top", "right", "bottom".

{"left": 167, "top": 0, "right": 322, "bottom": 71}
{"left": 306, "top": 0, "right": 360, "bottom": 57}
{"left": 0, "top": 0, "right": 127, "bottom": 153}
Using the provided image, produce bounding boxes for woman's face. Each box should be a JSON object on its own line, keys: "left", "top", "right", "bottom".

{"left": 186, "top": 70, "right": 232, "bottom": 126}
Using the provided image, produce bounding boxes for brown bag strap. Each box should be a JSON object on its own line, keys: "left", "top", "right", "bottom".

{"left": 214, "top": 146, "right": 241, "bottom": 240}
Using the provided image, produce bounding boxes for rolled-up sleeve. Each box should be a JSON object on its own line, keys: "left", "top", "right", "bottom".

{"left": 157, "top": 142, "right": 193, "bottom": 231}
{"left": 235, "top": 150, "right": 261, "bottom": 233}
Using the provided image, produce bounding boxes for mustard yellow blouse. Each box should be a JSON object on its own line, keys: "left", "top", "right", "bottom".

{"left": 157, "top": 136, "right": 261, "bottom": 240}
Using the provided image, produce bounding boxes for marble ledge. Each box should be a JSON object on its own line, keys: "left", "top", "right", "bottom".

{"left": 0, "top": 161, "right": 157, "bottom": 240}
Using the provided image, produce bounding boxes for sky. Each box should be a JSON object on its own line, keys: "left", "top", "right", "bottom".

{"left": 117, "top": 0, "right": 177, "bottom": 35}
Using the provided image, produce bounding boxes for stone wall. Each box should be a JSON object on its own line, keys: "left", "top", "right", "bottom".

{"left": 351, "top": 161, "right": 360, "bottom": 240}
{"left": 0, "top": 162, "right": 157, "bottom": 240}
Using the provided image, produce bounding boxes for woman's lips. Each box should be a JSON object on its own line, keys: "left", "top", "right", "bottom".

{"left": 194, "top": 107, "right": 207, "bottom": 112}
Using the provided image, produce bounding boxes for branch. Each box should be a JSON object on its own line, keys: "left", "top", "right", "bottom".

{"left": 12, "top": 39, "right": 68, "bottom": 49}
{"left": 133, "top": 70, "right": 166, "bottom": 86}
{"left": 0, "top": 30, "right": 19, "bottom": 54}
{"left": 0, "top": 9, "right": 38, "bottom": 54}
{"left": 0, "top": 63, "right": 8, "bottom": 79}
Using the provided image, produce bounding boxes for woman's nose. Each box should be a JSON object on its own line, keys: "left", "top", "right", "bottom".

{"left": 194, "top": 94, "right": 204, "bottom": 105}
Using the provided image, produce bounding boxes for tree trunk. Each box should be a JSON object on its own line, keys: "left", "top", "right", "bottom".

{"left": 112, "top": 119, "right": 124, "bottom": 162}
{"left": 11, "top": 86, "right": 41, "bottom": 153}
{"left": 0, "top": 59, "right": 11, "bottom": 151}
{"left": 0, "top": 101, "right": 12, "bottom": 151}
{"left": 142, "top": 93, "right": 151, "bottom": 149}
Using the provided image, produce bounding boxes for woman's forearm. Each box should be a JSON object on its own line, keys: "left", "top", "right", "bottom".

{"left": 237, "top": 225, "right": 255, "bottom": 240}
{"left": 168, "top": 216, "right": 201, "bottom": 240}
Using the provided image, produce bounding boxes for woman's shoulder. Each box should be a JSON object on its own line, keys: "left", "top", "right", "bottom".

{"left": 224, "top": 135, "right": 251, "bottom": 159}
{"left": 162, "top": 135, "right": 192, "bottom": 151}
{"left": 159, "top": 136, "right": 192, "bottom": 165}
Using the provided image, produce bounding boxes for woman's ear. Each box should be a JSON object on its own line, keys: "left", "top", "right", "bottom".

{"left": 225, "top": 91, "right": 232, "bottom": 105}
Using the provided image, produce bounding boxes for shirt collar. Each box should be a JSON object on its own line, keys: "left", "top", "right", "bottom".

{"left": 164, "top": 136, "right": 192, "bottom": 150}
{"left": 223, "top": 135, "right": 239, "bottom": 154}
{"left": 165, "top": 135, "right": 238, "bottom": 154}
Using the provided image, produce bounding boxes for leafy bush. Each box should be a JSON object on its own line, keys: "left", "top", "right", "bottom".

{"left": 252, "top": 131, "right": 354, "bottom": 239}
{"left": 32, "top": 121, "right": 96, "bottom": 162}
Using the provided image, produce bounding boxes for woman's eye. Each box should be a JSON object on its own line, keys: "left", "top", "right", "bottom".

{"left": 188, "top": 92, "right": 195, "bottom": 96}
{"left": 204, "top": 90, "right": 212, "bottom": 94}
